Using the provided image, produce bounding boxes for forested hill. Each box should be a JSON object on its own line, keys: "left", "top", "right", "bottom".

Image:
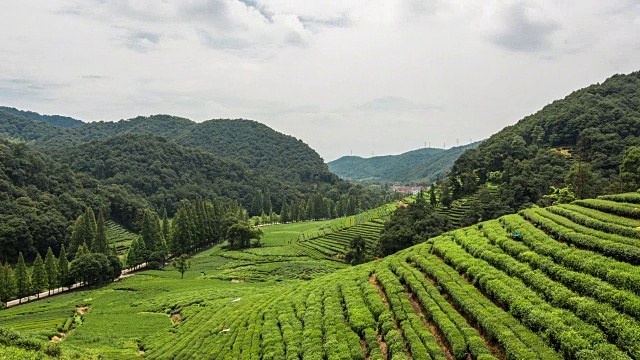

{"left": 439, "top": 70, "right": 640, "bottom": 217}
{"left": 0, "top": 138, "right": 125, "bottom": 262}
{"left": 0, "top": 111, "right": 342, "bottom": 207}
{"left": 0, "top": 106, "right": 84, "bottom": 128}
{"left": 53, "top": 133, "right": 258, "bottom": 215}
{"left": 328, "top": 142, "right": 480, "bottom": 184}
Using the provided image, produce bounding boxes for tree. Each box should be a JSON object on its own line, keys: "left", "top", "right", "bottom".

{"left": 68, "top": 215, "right": 85, "bottom": 257}
{"left": 345, "top": 235, "right": 367, "bottom": 265}
{"left": 566, "top": 162, "right": 597, "bottom": 199}
{"left": 44, "top": 247, "right": 58, "bottom": 295}
{"left": 280, "top": 200, "right": 290, "bottom": 224}
{"left": 31, "top": 253, "right": 47, "bottom": 298}
{"left": 429, "top": 185, "right": 437, "bottom": 206}
{"left": 15, "top": 252, "right": 31, "bottom": 303}
{"left": 377, "top": 196, "right": 451, "bottom": 257}
{"left": 621, "top": 146, "right": 640, "bottom": 191}
{"left": 126, "top": 237, "right": 147, "bottom": 269}
{"left": 162, "top": 208, "right": 171, "bottom": 242}
{"left": 1, "top": 263, "right": 17, "bottom": 303}
{"left": 58, "top": 245, "right": 72, "bottom": 289}
{"left": 439, "top": 181, "right": 453, "bottom": 208}
{"left": 83, "top": 207, "right": 98, "bottom": 248}
{"left": 91, "top": 210, "right": 109, "bottom": 254}
{"left": 70, "top": 253, "right": 116, "bottom": 286}
{"left": 170, "top": 203, "right": 194, "bottom": 256}
{"left": 543, "top": 186, "right": 576, "bottom": 205}
{"left": 75, "top": 242, "right": 90, "bottom": 260}
{"left": 172, "top": 254, "right": 191, "bottom": 279}
{"left": 227, "top": 221, "right": 264, "bottom": 249}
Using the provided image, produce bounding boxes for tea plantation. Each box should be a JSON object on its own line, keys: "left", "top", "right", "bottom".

{"left": 3, "top": 192, "right": 640, "bottom": 359}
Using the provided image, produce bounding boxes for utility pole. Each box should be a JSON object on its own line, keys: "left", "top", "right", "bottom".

{"left": 456, "top": 139, "right": 459, "bottom": 147}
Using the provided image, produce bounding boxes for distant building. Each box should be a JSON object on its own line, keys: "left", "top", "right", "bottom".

{"left": 390, "top": 186, "right": 426, "bottom": 195}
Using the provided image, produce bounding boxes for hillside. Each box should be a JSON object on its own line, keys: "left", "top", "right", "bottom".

{"left": 0, "top": 106, "right": 84, "bottom": 128}
{"left": 0, "top": 138, "right": 144, "bottom": 263}
{"left": 0, "top": 111, "right": 336, "bottom": 188}
{"left": 4, "top": 192, "right": 640, "bottom": 358}
{"left": 442, "top": 71, "right": 640, "bottom": 213}
{"left": 0, "top": 109, "right": 393, "bottom": 217}
{"left": 53, "top": 133, "right": 258, "bottom": 215}
{"left": 329, "top": 142, "right": 480, "bottom": 184}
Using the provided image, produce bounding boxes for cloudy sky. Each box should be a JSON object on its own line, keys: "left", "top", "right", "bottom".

{"left": 1, "top": 1, "right": 639, "bottom": 161}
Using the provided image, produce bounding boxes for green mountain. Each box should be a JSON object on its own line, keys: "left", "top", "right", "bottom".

{"left": 54, "top": 133, "right": 258, "bottom": 215}
{"left": 0, "top": 111, "right": 355, "bottom": 211}
{"left": 328, "top": 143, "right": 480, "bottom": 184}
{"left": 0, "top": 106, "right": 84, "bottom": 128}
{"left": 0, "top": 138, "right": 129, "bottom": 263}
{"left": 440, "top": 70, "right": 640, "bottom": 214}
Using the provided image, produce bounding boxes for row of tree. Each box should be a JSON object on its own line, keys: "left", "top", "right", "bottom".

{"left": 126, "top": 199, "right": 262, "bottom": 270}
{"left": 0, "top": 244, "right": 121, "bottom": 305}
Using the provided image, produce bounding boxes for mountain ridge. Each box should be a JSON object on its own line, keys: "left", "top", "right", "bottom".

{"left": 328, "top": 142, "right": 480, "bottom": 184}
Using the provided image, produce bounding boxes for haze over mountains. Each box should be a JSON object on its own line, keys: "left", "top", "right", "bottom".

{"left": 328, "top": 143, "right": 480, "bottom": 185}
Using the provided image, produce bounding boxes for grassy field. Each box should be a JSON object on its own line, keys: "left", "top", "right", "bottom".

{"left": 5, "top": 192, "right": 640, "bottom": 359}
{"left": 0, "top": 219, "right": 349, "bottom": 359}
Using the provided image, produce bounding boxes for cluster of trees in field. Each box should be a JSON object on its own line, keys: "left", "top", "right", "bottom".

{"left": 377, "top": 193, "right": 452, "bottom": 256}
{"left": 0, "top": 209, "right": 121, "bottom": 305}
{"left": 126, "top": 198, "right": 263, "bottom": 275}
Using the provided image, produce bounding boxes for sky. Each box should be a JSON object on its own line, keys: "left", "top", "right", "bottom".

{"left": 1, "top": 1, "right": 639, "bottom": 162}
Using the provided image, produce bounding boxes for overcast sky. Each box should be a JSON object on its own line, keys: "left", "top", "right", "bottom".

{"left": 1, "top": 1, "right": 639, "bottom": 161}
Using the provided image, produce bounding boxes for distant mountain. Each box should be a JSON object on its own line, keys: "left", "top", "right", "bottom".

{"left": 328, "top": 143, "right": 481, "bottom": 184}
{"left": 0, "top": 106, "right": 84, "bottom": 128}
{"left": 0, "top": 109, "right": 390, "bottom": 220}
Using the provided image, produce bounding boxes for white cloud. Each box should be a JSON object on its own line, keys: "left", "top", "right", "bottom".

{"left": 0, "top": 0, "right": 639, "bottom": 160}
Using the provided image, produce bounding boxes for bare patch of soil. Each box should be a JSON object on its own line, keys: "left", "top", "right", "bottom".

{"left": 377, "top": 332, "right": 388, "bottom": 360}
{"left": 49, "top": 335, "right": 62, "bottom": 343}
{"left": 77, "top": 306, "right": 89, "bottom": 315}
{"left": 231, "top": 279, "right": 245, "bottom": 283}
{"left": 397, "top": 201, "right": 408, "bottom": 208}
{"left": 170, "top": 313, "right": 182, "bottom": 324}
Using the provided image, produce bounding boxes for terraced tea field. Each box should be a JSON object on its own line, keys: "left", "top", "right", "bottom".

{"left": 299, "top": 220, "right": 385, "bottom": 260}
{"left": 4, "top": 192, "right": 640, "bottom": 359}
{"left": 106, "top": 220, "right": 138, "bottom": 255}
{"left": 139, "top": 191, "right": 640, "bottom": 359}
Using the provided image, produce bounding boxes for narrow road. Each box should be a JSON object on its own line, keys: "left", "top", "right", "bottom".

{"left": 4, "top": 262, "right": 149, "bottom": 309}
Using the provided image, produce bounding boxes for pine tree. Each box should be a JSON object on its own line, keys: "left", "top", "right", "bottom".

{"left": 91, "top": 209, "right": 109, "bottom": 254}
{"left": 32, "top": 253, "right": 46, "bottom": 298}
{"left": 15, "top": 253, "right": 30, "bottom": 303}
{"left": 280, "top": 200, "right": 290, "bottom": 223}
{"left": 430, "top": 185, "right": 438, "bottom": 206}
{"left": 252, "top": 190, "right": 264, "bottom": 216}
{"left": 58, "top": 245, "right": 71, "bottom": 289}
{"left": 69, "top": 215, "right": 85, "bottom": 257}
{"left": 83, "top": 207, "right": 98, "bottom": 247}
{"left": 171, "top": 203, "right": 193, "bottom": 256}
{"left": 263, "top": 190, "right": 272, "bottom": 216}
{"left": 75, "top": 242, "right": 90, "bottom": 260}
{"left": 44, "top": 247, "right": 58, "bottom": 295}
{"left": 162, "top": 208, "right": 171, "bottom": 243}
{"left": 58, "top": 244, "right": 72, "bottom": 287}
{"left": 2, "top": 263, "right": 17, "bottom": 303}
{"left": 126, "top": 237, "right": 147, "bottom": 268}
{"left": 0, "top": 263, "right": 7, "bottom": 303}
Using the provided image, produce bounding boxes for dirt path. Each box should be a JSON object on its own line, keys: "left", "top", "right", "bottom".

{"left": 415, "top": 261, "right": 506, "bottom": 360}
{"left": 369, "top": 274, "right": 407, "bottom": 359}
{"left": 404, "top": 284, "right": 455, "bottom": 360}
